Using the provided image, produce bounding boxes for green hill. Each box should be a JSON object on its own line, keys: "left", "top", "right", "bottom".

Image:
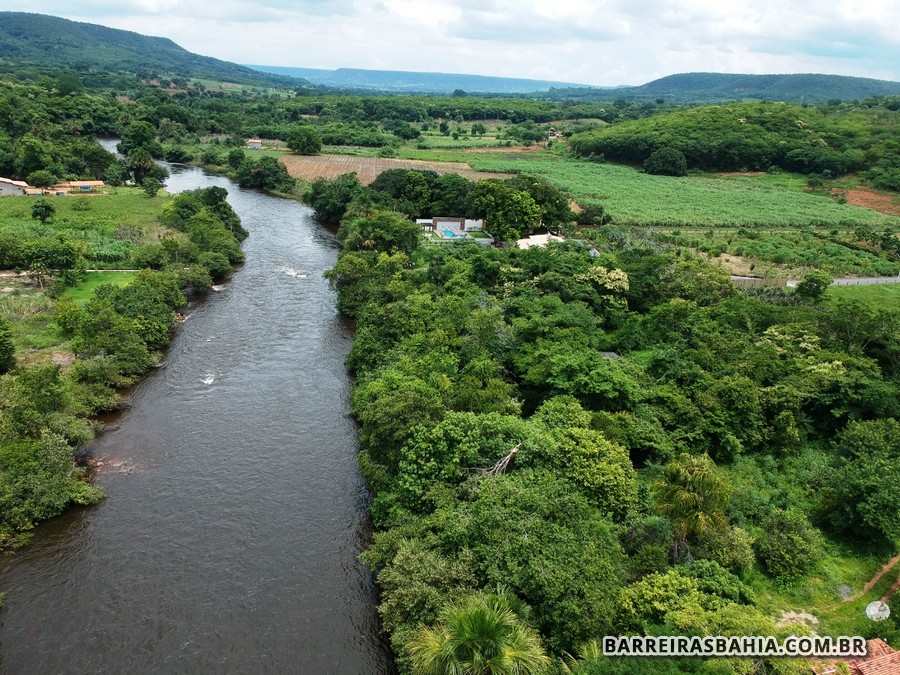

{"left": 569, "top": 100, "right": 900, "bottom": 182}
{"left": 0, "top": 12, "right": 306, "bottom": 87}
{"left": 623, "top": 72, "right": 900, "bottom": 103}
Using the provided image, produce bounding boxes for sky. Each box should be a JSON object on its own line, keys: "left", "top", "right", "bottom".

{"left": 9, "top": 0, "right": 900, "bottom": 85}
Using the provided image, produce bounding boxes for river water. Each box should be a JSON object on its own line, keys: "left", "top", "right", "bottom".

{"left": 0, "top": 163, "right": 394, "bottom": 673}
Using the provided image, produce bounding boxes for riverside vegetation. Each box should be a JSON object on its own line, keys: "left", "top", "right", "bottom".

{"left": 1, "top": 58, "right": 899, "bottom": 674}
{"left": 0, "top": 77, "right": 249, "bottom": 544}
{"left": 318, "top": 163, "right": 900, "bottom": 673}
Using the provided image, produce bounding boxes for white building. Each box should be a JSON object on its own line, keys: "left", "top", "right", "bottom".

{"left": 0, "top": 177, "right": 29, "bottom": 196}
{"left": 516, "top": 233, "right": 565, "bottom": 250}
{"left": 246, "top": 138, "right": 263, "bottom": 150}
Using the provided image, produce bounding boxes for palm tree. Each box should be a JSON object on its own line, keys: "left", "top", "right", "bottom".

{"left": 127, "top": 148, "right": 154, "bottom": 185}
{"left": 407, "top": 590, "right": 551, "bottom": 675}
{"left": 653, "top": 453, "right": 730, "bottom": 560}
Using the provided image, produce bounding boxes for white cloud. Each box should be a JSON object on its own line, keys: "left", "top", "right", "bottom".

{"left": 18, "top": 0, "right": 900, "bottom": 84}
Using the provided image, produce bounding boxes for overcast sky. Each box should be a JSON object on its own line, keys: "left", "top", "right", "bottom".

{"left": 13, "top": 0, "right": 900, "bottom": 85}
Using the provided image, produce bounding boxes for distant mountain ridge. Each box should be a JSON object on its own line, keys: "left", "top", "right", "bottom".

{"left": 0, "top": 12, "right": 305, "bottom": 87}
{"left": 1, "top": 13, "right": 898, "bottom": 103}
{"left": 619, "top": 72, "right": 900, "bottom": 103}
{"left": 246, "top": 65, "right": 606, "bottom": 94}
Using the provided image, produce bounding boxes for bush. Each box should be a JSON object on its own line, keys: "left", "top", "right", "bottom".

{"left": 197, "top": 251, "right": 232, "bottom": 278}
{"left": 755, "top": 509, "right": 822, "bottom": 580}
{"left": 287, "top": 125, "right": 322, "bottom": 155}
{"left": 0, "top": 316, "right": 15, "bottom": 374}
{"left": 643, "top": 147, "right": 688, "bottom": 176}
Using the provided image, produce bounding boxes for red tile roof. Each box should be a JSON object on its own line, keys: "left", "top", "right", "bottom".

{"left": 856, "top": 651, "right": 900, "bottom": 675}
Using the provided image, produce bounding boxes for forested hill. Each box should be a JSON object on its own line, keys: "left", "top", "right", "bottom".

{"left": 0, "top": 12, "right": 306, "bottom": 87}
{"left": 246, "top": 65, "right": 601, "bottom": 94}
{"left": 623, "top": 72, "right": 900, "bottom": 103}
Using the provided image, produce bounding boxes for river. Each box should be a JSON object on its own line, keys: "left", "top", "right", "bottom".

{"left": 0, "top": 161, "right": 394, "bottom": 673}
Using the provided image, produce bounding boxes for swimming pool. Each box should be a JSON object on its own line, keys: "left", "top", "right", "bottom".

{"left": 442, "top": 229, "right": 465, "bottom": 238}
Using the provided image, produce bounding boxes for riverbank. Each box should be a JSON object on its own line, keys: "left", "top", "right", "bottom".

{"left": 0, "top": 162, "right": 394, "bottom": 673}
{"left": 0, "top": 186, "right": 246, "bottom": 548}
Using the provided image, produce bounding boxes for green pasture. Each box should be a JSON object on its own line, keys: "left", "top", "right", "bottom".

{"left": 64, "top": 271, "right": 135, "bottom": 305}
{"left": 828, "top": 282, "right": 900, "bottom": 310}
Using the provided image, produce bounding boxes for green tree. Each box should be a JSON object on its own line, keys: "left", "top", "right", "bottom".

{"left": 643, "top": 147, "right": 688, "bottom": 176}
{"left": 822, "top": 418, "right": 900, "bottom": 546}
{"left": 0, "top": 316, "right": 15, "bottom": 374}
{"left": 795, "top": 269, "right": 833, "bottom": 304}
{"left": 142, "top": 177, "right": 162, "bottom": 198}
{"left": 654, "top": 453, "right": 730, "bottom": 559}
{"left": 30, "top": 199, "right": 55, "bottom": 224}
{"left": 127, "top": 148, "right": 155, "bottom": 185}
{"left": 506, "top": 176, "right": 573, "bottom": 229}
{"left": 305, "top": 173, "right": 363, "bottom": 223}
{"left": 338, "top": 211, "right": 421, "bottom": 255}
{"left": 460, "top": 471, "right": 625, "bottom": 652}
{"left": 26, "top": 169, "right": 58, "bottom": 188}
{"left": 466, "top": 180, "right": 541, "bottom": 242}
{"left": 755, "top": 509, "right": 822, "bottom": 580}
{"left": 287, "top": 125, "right": 322, "bottom": 155}
{"left": 406, "top": 590, "right": 550, "bottom": 675}
{"left": 227, "top": 148, "right": 246, "bottom": 169}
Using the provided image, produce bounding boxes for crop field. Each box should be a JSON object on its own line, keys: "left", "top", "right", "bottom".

{"left": 395, "top": 148, "right": 900, "bottom": 228}
{"left": 279, "top": 154, "right": 511, "bottom": 185}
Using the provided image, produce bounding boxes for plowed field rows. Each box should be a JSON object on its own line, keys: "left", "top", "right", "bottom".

{"left": 279, "top": 154, "right": 511, "bottom": 184}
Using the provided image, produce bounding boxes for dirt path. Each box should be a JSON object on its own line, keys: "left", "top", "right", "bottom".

{"left": 881, "top": 572, "right": 900, "bottom": 603}
{"left": 845, "top": 553, "right": 900, "bottom": 603}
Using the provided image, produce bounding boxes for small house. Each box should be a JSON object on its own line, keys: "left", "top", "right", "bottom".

{"left": 0, "top": 177, "right": 29, "bottom": 196}
{"left": 246, "top": 138, "right": 263, "bottom": 150}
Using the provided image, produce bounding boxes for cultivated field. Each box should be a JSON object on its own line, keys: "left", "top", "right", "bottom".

{"left": 279, "top": 154, "right": 511, "bottom": 185}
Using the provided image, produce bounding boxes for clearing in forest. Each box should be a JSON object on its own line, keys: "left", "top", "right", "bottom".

{"left": 279, "top": 154, "right": 511, "bottom": 185}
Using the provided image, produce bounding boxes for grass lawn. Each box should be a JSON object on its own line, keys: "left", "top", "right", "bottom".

{"left": 0, "top": 189, "right": 170, "bottom": 269}
{"left": 0, "top": 188, "right": 168, "bottom": 229}
{"left": 828, "top": 282, "right": 900, "bottom": 310}
{"left": 64, "top": 271, "right": 135, "bottom": 305}
{"left": 468, "top": 230, "right": 490, "bottom": 239}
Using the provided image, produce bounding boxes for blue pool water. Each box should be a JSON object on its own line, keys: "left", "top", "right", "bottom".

{"left": 442, "top": 229, "right": 464, "bottom": 238}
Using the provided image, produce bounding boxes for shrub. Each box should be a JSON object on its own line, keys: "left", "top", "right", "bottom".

{"left": 643, "top": 147, "right": 688, "bottom": 176}
{"left": 755, "top": 509, "right": 822, "bottom": 580}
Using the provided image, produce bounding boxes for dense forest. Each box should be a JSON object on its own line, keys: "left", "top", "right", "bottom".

{"left": 322, "top": 182, "right": 900, "bottom": 672}
{"left": 570, "top": 99, "right": 900, "bottom": 187}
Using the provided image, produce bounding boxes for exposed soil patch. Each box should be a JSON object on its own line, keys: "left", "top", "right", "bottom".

{"left": 280, "top": 154, "right": 512, "bottom": 185}
{"left": 776, "top": 610, "right": 819, "bottom": 630}
{"left": 51, "top": 351, "right": 76, "bottom": 372}
{"left": 844, "top": 186, "right": 900, "bottom": 216}
{"left": 708, "top": 253, "right": 759, "bottom": 277}
{"left": 882, "top": 573, "right": 900, "bottom": 603}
